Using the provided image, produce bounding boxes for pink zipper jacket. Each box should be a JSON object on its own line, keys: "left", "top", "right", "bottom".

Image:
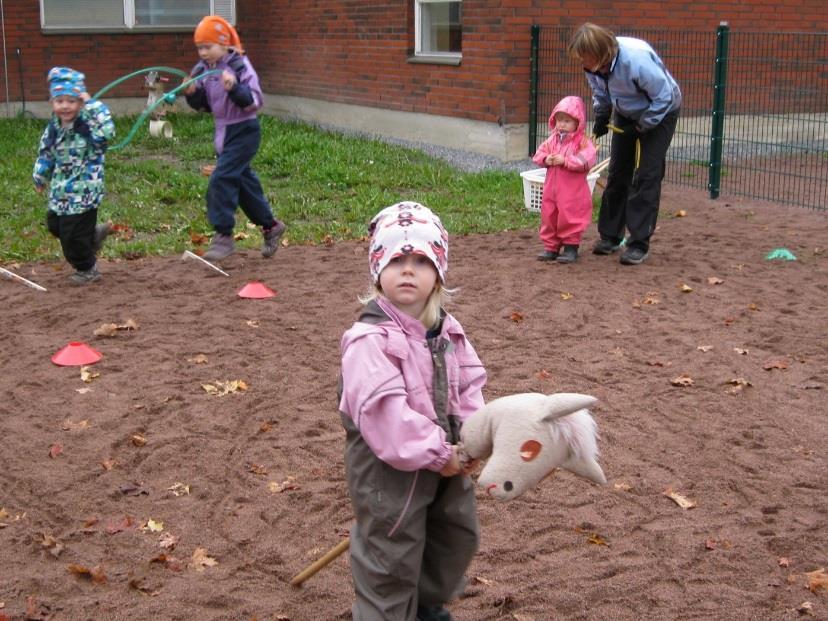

{"left": 339, "top": 296, "right": 487, "bottom": 473}
{"left": 532, "top": 96, "right": 598, "bottom": 249}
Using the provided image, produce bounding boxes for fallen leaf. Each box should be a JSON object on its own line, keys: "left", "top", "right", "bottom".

{"left": 233, "top": 231, "right": 249, "bottom": 240}
{"left": 187, "top": 354, "right": 208, "bottom": 364}
{"left": 779, "top": 557, "right": 791, "bottom": 567}
{"left": 472, "top": 575, "right": 495, "bottom": 586}
{"left": 49, "top": 443, "right": 63, "bottom": 459}
{"left": 796, "top": 601, "right": 814, "bottom": 616}
{"left": 101, "top": 458, "right": 118, "bottom": 471}
{"left": 670, "top": 374, "right": 694, "bottom": 387}
{"left": 67, "top": 563, "right": 107, "bottom": 583}
{"left": 613, "top": 482, "right": 632, "bottom": 491}
{"left": 734, "top": 347, "right": 749, "bottom": 355}
{"left": 129, "top": 575, "right": 162, "bottom": 595}
{"left": 705, "top": 538, "right": 717, "bottom": 550}
{"left": 587, "top": 533, "right": 609, "bottom": 546}
{"left": 664, "top": 488, "right": 697, "bottom": 509}
{"left": 259, "top": 421, "right": 274, "bottom": 433}
{"left": 535, "top": 369, "right": 551, "bottom": 380}
{"left": 62, "top": 419, "right": 90, "bottom": 431}
{"left": 248, "top": 463, "right": 268, "bottom": 476}
{"left": 697, "top": 345, "right": 714, "bottom": 352}
{"left": 680, "top": 283, "right": 693, "bottom": 293}
{"left": 41, "top": 533, "right": 65, "bottom": 557}
{"left": 111, "top": 223, "right": 134, "bottom": 241}
{"left": 93, "top": 322, "right": 119, "bottom": 337}
{"left": 118, "top": 482, "right": 148, "bottom": 496}
{"left": 167, "top": 482, "right": 190, "bottom": 497}
{"left": 646, "top": 359, "right": 670, "bottom": 367}
{"left": 748, "top": 303, "right": 760, "bottom": 311}
{"left": 190, "top": 232, "right": 209, "bottom": 246}
{"left": 105, "top": 515, "right": 135, "bottom": 534}
{"left": 142, "top": 519, "right": 164, "bottom": 533}
{"left": 509, "top": 311, "right": 524, "bottom": 323}
{"left": 0, "top": 508, "right": 7, "bottom": 520}
{"left": 707, "top": 276, "right": 724, "bottom": 285}
{"left": 805, "top": 568, "right": 828, "bottom": 593}
{"left": 150, "top": 553, "right": 185, "bottom": 572}
{"left": 75, "top": 387, "right": 93, "bottom": 394}
{"left": 202, "top": 380, "right": 249, "bottom": 396}
{"left": 763, "top": 359, "right": 789, "bottom": 371}
{"left": 191, "top": 547, "right": 218, "bottom": 571}
{"left": 725, "top": 377, "right": 752, "bottom": 394}
{"left": 246, "top": 319, "right": 260, "bottom": 328}
{"left": 269, "top": 477, "right": 300, "bottom": 493}
{"left": 158, "top": 532, "right": 178, "bottom": 550}
{"left": 131, "top": 433, "right": 148, "bottom": 447}
{"left": 80, "top": 366, "right": 100, "bottom": 383}
{"left": 560, "top": 292, "right": 573, "bottom": 300}
{"left": 674, "top": 209, "right": 687, "bottom": 217}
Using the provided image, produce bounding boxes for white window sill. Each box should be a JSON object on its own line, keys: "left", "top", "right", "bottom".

{"left": 407, "top": 54, "right": 462, "bottom": 66}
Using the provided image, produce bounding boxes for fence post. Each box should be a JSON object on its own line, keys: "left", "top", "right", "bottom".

{"left": 709, "top": 21, "right": 729, "bottom": 199}
{"left": 529, "top": 24, "right": 540, "bottom": 156}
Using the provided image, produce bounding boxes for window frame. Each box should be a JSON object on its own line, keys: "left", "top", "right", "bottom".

{"left": 40, "top": 0, "right": 235, "bottom": 33}
{"left": 412, "top": 0, "right": 462, "bottom": 65}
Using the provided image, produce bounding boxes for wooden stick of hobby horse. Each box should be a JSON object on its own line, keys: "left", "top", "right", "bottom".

{"left": 590, "top": 157, "right": 611, "bottom": 176}
{"left": 290, "top": 537, "right": 351, "bottom": 587}
{"left": 0, "top": 266, "right": 48, "bottom": 292}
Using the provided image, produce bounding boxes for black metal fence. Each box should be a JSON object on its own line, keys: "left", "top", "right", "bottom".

{"left": 529, "top": 24, "right": 828, "bottom": 211}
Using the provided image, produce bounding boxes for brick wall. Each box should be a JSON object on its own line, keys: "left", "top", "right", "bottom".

{"left": 3, "top": 0, "right": 827, "bottom": 124}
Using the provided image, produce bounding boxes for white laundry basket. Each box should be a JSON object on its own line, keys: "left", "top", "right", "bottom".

{"left": 520, "top": 168, "right": 601, "bottom": 213}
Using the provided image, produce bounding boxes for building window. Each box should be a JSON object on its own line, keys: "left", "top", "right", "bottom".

{"left": 415, "top": 0, "right": 462, "bottom": 58}
{"left": 40, "top": 0, "right": 235, "bottom": 31}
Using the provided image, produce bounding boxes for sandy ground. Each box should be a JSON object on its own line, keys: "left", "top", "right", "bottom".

{"left": 1, "top": 185, "right": 826, "bottom": 621}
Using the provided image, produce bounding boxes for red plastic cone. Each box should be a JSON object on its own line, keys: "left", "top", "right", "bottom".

{"left": 238, "top": 282, "right": 276, "bottom": 299}
{"left": 52, "top": 341, "right": 102, "bottom": 366}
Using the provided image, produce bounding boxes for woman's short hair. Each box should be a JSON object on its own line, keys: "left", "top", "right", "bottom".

{"left": 568, "top": 23, "right": 618, "bottom": 67}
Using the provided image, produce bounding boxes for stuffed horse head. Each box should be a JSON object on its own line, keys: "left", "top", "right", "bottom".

{"left": 460, "top": 393, "right": 606, "bottom": 501}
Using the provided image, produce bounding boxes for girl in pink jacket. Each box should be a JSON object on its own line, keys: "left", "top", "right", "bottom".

{"left": 532, "top": 95, "right": 598, "bottom": 264}
{"left": 339, "top": 201, "right": 487, "bottom": 621}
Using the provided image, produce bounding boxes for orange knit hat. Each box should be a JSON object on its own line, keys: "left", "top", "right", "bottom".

{"left": 194, "top": 15, "right": 244, "bottom": 54}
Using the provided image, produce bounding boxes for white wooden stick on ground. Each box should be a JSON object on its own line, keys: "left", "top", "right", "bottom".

{"left": 0, "top": 266, "right": 48, "bottom": 292}
{"left": 181, "top": 250, "right": 230, "bottom": 277}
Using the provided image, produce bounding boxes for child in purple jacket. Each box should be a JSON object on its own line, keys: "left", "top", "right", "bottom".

{"left": 183, "top": 15, "right": 285, "bottom": 261}
{"left": 339, "top": 202, "right": 487, "bottom": 621}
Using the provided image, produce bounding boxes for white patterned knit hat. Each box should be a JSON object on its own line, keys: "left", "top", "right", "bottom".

{"left": 368, "top": 201, "right": 449, "bottom": 283}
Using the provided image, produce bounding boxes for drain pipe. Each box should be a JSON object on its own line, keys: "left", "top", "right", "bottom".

{"left": 1, "top": 0, "right": 10, "bottom": 117}
{"left": 16, "top": 47, "right": 24, "bottom": 115}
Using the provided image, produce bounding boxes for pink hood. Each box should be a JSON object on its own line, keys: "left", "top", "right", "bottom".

{"left": 548, "top": 95, "right": 587, "bottom": 142}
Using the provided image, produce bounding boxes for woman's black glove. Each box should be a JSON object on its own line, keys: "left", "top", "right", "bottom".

{"left": 592, "top": 115, "right": 610, "bottom": 138}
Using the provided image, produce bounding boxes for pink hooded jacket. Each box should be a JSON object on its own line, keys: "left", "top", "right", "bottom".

{"left": 531, "top": 96, "right": 598, "bottom": 247}
{"left": 339, "top": 296, "right": 487, "bottom": 473}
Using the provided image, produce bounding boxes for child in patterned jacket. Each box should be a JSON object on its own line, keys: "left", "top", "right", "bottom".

{"left": 33, "top": 67, "right": 115, "bottom": 284}
{"left": 339, "top": 202, "right": 487, "bottom": 621}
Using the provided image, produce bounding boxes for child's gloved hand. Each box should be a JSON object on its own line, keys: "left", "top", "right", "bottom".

{"left": 439, "top": 445, "right": 462, "bottom": 477}
{"left": 221, "top": 70, "right": 237, "bottom": 91}
{"left": 182, "top": 79, "right": 197, "bottom": 96}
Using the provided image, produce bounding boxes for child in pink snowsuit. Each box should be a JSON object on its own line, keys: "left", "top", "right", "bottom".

{"left": 532, "top": 95, "right": 598, "bottom": 264}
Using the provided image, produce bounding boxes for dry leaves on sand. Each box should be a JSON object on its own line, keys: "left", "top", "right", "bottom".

{"left": 663, "top": 488, "right": 697, "bottom": 509}
{"left": 80, "top": 366, "right": 100, "bottom": 383}
{"left": 191, "top": 547, "right": 218, "bottom": 571}
{"left": 202, "top": 380, "right": 249, "bottom": 396}
{"left": 67, "top": 563, "right": 107, "bottom": 583}
{"left": 670, "top": 374, "right": 695, "bottom": 387}
{"left": 187, "top": 354, "right": 208, "bottom": 364}
{"left": 805, "top": 568, "right": 828, "bottom": 594}
{"left": 93, "top": 319, "right": 139, "bottom": 337}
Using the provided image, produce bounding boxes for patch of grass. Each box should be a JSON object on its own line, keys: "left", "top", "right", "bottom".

{"left": 1, "top": 113, "right": 536, "bottom": 263}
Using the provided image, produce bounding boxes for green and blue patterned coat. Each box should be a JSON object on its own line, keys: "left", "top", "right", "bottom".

{"left": 33, "top": 100, "right": 115, "bottom": 216}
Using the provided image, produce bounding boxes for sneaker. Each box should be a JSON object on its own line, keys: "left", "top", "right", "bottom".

{"left": 416, "top": 605, "right": 454, "bottom": 621}
{"left": 262, "top": 220, "right": 286, "bottom": 258}
{"left": 537, "top": 249, "right": 559, "bottom": 262}
{"left": 620, "top": 246, "right": 649, "bottom": 265}
{"left": 592, "top": 238, "right": 621, "bottom": 255}
{"left": 69, "top": 266, "right": 101, "bottom": 285}
{"left": 93, "top": 222, "right": 112, "bottom": 254}
{"left": 203, "top": 233, "right": 235, "bottom": 261}
{"left": 556, "top": 245, "right": 579, "bottom": 264}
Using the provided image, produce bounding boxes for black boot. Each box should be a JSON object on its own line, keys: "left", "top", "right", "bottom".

{"left": 556, "top": 245, "right": 579, "bottom": 263}
{"left": 417, "top": 605, "right": 454, "bottom": 621}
